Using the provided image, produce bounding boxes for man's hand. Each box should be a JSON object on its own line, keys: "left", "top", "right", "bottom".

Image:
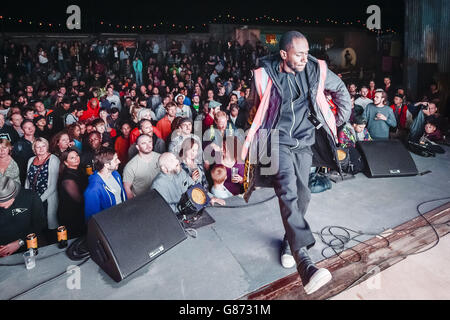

{"left": 0, "top": 240, "right": 21, "bottom": 257}
{"left": 191, "top": 169, "right": 200, "bottom": 181}
{"left": 210, "top": 197, "right": 226, "bottom": 206}
{"left": 376, "top": 113, "right": 387, "bottom": 121}
{"left": 231, "top": 174, "right": 243, "bottom": 184}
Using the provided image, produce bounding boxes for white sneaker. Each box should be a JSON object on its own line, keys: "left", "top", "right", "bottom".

{"left": 303, "top": 268, "right": 332, "bottom": 295}
{"left": 280, "top": 239, "right": 296, "bottom": 269}
{"left": 281, "top": 253, "right": 296, "bottom": 269}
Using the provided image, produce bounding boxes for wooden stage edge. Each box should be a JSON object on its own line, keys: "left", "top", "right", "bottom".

{"left": 241, "top": 202, "right": 450, "bottom": 300}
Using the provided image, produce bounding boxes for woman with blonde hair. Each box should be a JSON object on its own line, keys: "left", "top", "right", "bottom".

{"left": 25, "top": 137, "right": 60, "bottom": 243}
{"left": 0, "top": 139, "right": 20, "bottom": 184}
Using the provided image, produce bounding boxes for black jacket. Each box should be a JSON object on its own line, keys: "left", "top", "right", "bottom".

{"left": 244, "top": 54, "right": 352, "bottom": 201}
{"left": 0, "top": 189, "right": 46, "bottom": 247}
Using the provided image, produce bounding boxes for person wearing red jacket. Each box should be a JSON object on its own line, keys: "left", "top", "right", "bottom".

{"left": 367, "top": 80, "right": 376, "bottom": 100}
{"left": 79, "top": 98, "right": 100, "bottom": 122}
{"left": 390, "top": 94, "right": 409, "bottom": 140}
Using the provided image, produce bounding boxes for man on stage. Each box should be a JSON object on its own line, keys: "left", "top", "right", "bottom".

{"left": 244, "top": 31, "right": 351, "bottom": 294}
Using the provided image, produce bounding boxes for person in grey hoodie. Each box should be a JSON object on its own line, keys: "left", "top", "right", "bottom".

{"left": 245, "top": 31, "right": 352, "bottom": 295}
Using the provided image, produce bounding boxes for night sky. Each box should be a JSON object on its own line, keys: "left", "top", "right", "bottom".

{"left": 1, "top": 0, "right": 405, "bottom": 32}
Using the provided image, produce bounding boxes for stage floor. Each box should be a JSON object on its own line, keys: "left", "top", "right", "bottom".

{"left": 1, "top": 146, "right": 449, "bottom": 300}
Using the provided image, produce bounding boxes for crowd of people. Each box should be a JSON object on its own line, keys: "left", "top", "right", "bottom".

{"left": 0, "top": 36, "right": 447, "bottom": 258}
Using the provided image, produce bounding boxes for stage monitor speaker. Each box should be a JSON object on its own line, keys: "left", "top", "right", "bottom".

{"left": 87, "top": 189, "right": 187, "bottom": 282}
{"left": 357, "top": 140, "right": 418, "bottom": 178}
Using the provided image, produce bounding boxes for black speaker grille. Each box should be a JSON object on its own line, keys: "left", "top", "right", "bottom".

{"left": 357, "top": 140, "right": 418, "bottom": 177}
{"left": 88, "top": 189, "right": 186, "bottom": 281}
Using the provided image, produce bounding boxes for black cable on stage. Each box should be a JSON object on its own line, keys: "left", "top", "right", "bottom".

{"left": 325, "top": 197, "right": 450, "bottom": 298}
{"left": 66, "top": 236, "right": 90, "bottom": 261}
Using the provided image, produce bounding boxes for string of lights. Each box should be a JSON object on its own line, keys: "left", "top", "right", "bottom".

{"left": 0, "top": 13, "right": 397, "bottom": 34}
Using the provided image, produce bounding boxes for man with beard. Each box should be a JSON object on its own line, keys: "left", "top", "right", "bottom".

{"left": 84, "top": 148, "right": 126, "bottom": 220}
{"left": 243, "top": 31, "right": 352, "bottom": 295}
{"left": 151, "top": 152, "right": 224, "bottom": 214}
{"left": 123, "top": 134, "right": 160, "bottom": 199}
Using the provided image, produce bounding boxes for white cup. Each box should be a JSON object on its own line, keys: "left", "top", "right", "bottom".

{"left": 23, "top": 249, "right": 36, "bottom": 270}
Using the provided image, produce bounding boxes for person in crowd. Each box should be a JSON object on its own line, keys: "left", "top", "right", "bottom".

{"left": 389, "top": 94, "right": 412, "bottom": 141}
{"left": 0, "top": 175, "right": 46, "bottom": 257}
{"left": 57, "top": 148, "right": 88, "bottom": 239}
{"left": 133, "top": 56, "right": 144, "bottom": 86}
{"left": 25, "top": 137, "right": 60, "bottom": 243}
{"left": 128, "top": 119, "right": 166, "bottom": 159}
{"left": 354, "top": 86, "right": 373, "bottom": 110}
{"left": 203, "top": 100, "right": 221, "bottom": 129}
{"left": 215, "top": 136, "right": 245, "bottom": 196}
{"left": 363, "top": 89, "right": 397, "bottom": 140}
{"left": 64, "top": 104, "right": 84, "bottom": 127}
{"left": 34, "top": 115, "right": 52, "bottom": 141}
{"left": 22, "top": 107, "right": 36, "bottom": 121}
{"left": 50, "top": 131, "right": 73, "bottom": 159}
{"left": 92, "top": 118, "right": 113, "bottom": 148}
{"left": 33, "top": 100, "right": 54, "bottom": 127}
{"left": 408, "top": 102, "right": 445, "bottom": 142}
{"left": 10, "top": 112, "right": 24, "bottom": 138}
{"left": 148, "top": 86, "right": 162, "bottom": 112}
{"left": 0, "top": 113, "right": 20, "bottom": 145}
{"left": 367, "top": 80, "right": 376, "bottom": 100}
{"left": 123, "top": 134, "right": 160, "bottom": 199}
{"left": 106, "top": 107, "right": 121, "bottom": 132}
{"left": 151, "top": 152, "right": 224, "bottom": 214}
{"left": 51, "top": 97, "right": 72, "bottom": 134}
{"left": 205, "top": 110, "right": 242, "bottom": 154}
{"left": 228, "top": 103, "right": 246, "bottom": 130}
{"left": 179, "top": 137, "right": 208, "bottom": 190}
{"left": 0, "top": 139, "right": 21, "bottom": 184}
{"left": 383, "top": 76, "right": 396, "bottom": 105}
{"left": 106, "top": 86, "right": 122, "bottom": 112}
{"left": 114, "top": 121, "right": 132, "bottom": 171}
{"left": 168, "top": 117, "right": 202, "bottom": 161}
{"left": 210, "top": 164, "right": 234, "bottom": 199}
{"left": 129, "top": 109, "right": 162, "bottom": 144}
{"left": 12, "top": 120, "right": 37, "bottom": 185}
{"left": 84, "top": 148, "right": 126, "bottom": 220}
{"left": 156, "top": 101, "right": 177, "bottom": 142}
{"left": 67, "top": 123, "right": 83, "bottom": 151}
{"left": 79, "top": 97, "right": 100, "bottom": 122}
{"left": 80, "top": 131, "right": 102, "bottom": 172}
{"left": 338, "top": 115, "right": 372, "bottom": 149}
{"left": 174, "top": 93, "right": 192, "bottom": 118}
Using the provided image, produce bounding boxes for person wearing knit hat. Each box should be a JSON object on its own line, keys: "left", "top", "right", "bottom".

{"left": 0, "top": 175, "right": 46, "bottom": 257}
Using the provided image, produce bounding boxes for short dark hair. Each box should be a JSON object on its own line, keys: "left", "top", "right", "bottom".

{"left": 352, "top": 115, "right": 368, "bottom": 126}
{"left": 20, "top": 119, "right": 35, "bottom": 129}
{"left": 110, "top": 107, "right": 119, "bottom": 114}
{"left": 21, "top": 107, "right": 34, "bottom": 117}
{"left": 279, "top": 31, "right": 306, "bottom": 51}
{"left": 93, "top": 147, "right": 116, "bottom": 171}
{"left": 138, "top": 118, "right": 152, "bottom": 129}
{"left": 91, "top": 118, "right": 105, "bottom": 127}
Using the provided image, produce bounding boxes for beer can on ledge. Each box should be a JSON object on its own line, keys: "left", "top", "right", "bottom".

{"left": 57, "top": 226, "right": 68, "bottom": 249}
{"left": 26, "top": 233, "right": 38, "bottom": 255}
